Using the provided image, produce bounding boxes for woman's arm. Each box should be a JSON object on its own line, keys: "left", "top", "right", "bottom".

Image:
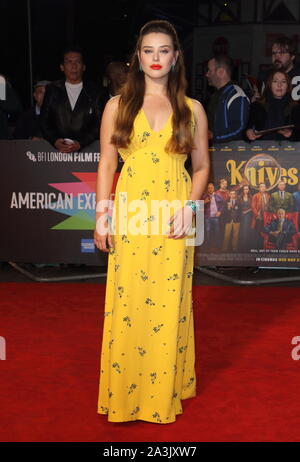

{"left": 189, "top": 99, "right": 210, "bottom": 201}
{"left": 94, "top": 96, "right": 119, "bottom": 252}
{"left": 168, "top": 99, "right": 210, "bottom": 239}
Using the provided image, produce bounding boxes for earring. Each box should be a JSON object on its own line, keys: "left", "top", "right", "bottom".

{"left": 171, "top": 63, "right": 175, "bottom": 72}
{"left": 139, "top": 63, "right": 143, "bottom": 72}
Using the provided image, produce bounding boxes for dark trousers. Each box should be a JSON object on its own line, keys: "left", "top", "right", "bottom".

{"left": 205, "top": 216, "right": 221, "bottom": 251}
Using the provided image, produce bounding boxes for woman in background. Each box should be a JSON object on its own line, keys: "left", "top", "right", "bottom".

{"left": 238, "top": 184, "right": 254, "bottom": 252}
{"left": 246, "top": 70, "right": 300, "bottom": 141}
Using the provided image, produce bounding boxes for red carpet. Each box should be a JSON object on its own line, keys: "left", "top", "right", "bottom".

{"left": 0, "top": 282, "right": 300, "bottom": 442}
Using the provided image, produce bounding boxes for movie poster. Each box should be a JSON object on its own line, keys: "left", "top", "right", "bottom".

{"left": 195, "top": 140, "right": 300, "bottom": 268}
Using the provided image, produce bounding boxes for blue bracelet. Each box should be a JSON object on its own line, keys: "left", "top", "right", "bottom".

{"left": 185, "top": 200, "right": 198, "bottom": 215}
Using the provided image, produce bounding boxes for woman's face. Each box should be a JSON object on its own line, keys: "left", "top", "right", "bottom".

{"left": 271, "top": 72, "right": 288, "bottom": 98}
{"left": 243, "top": 186, "right": 249, "bottom": 194}
{"left": 138, "top": 32, "right": 178, "bottom": 78}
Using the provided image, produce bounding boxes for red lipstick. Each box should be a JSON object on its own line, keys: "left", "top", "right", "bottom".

{"left": 151, "top": 64, "right": 162, "bottom": 70}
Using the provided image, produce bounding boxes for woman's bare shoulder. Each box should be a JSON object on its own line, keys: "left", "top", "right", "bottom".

{"left": 105, "top": 95, "right": 121, "bottom": 111}
{"left": 190, "top": 98, "right": 205, "bottom": 114}
{"left": 101, "top": 95, "right": 121, "bottom": 123}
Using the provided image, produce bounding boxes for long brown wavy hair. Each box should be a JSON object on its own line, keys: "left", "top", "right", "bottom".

{"left": 111, "top": 20, "right": 194, "bottom": 154}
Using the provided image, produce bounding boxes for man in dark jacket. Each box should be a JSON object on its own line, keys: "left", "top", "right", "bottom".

{"left": 40, "top": 46, "right": 102, "bottom": 152}
{"left": 264, "top": 208, "right": 296, "bottom": 249}
{"left": 206, "top": 55, "right": 250, "bottom": 144}
{"left": 269, "top": 180, "right": 294, "bottom": 214}
{"left": 13, "top": 80, "right": 50, "bottom": 139}
{"left": 0, "top": 75, "right": 22, "bottom": 139}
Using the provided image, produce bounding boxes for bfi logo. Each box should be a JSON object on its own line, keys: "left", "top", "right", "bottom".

{"left": 0, "top": 75, "right": 6, "bottom": 101}
{"left": 0, "top": 336, "right": 6, "bottom": 360}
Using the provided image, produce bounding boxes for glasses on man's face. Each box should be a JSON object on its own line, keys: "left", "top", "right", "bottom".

{"left": 272, "top": 50, "right": 289, "bottom": 57}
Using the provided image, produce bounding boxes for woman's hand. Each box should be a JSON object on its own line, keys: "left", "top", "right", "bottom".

{"left": 278, "top": 128, "right": 292, "bottom": 138}
{"left": 94, "top": 214, "right": 113, "bottom": 252}
{"left": 246, "top": 129, "right": 261, "bottom": 141}
{"left": 167, "top": 206, "right": 194, "bottom": 239}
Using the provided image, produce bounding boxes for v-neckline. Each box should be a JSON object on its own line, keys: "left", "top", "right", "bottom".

{"left": 141, "top": 108, "right": 172, "bottom": 134}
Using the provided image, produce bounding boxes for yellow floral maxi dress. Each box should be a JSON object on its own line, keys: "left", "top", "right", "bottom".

{"left": 98, "top": 97, "right": 196, "bottom": 424}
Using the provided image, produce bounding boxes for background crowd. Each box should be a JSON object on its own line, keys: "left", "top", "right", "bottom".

{"left": 2, "top": 36, "right": 300, "bottom": 254}
{"left": 200, "top": 36, "right": 300, "bottom": 253}
{"left": 0, "top": 46, "right": 127, "bottom": 148}
{"left": 1, "top": 36, "right": 300, "bottom": 147}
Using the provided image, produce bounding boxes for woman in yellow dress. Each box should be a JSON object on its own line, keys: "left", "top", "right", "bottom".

{"left": 94, "top": 20, "right": 209, "bottom": 424}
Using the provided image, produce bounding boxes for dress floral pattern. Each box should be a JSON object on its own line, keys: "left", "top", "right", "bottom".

{"left": 98, "top": 97, "right": 196, "bottom": 423}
